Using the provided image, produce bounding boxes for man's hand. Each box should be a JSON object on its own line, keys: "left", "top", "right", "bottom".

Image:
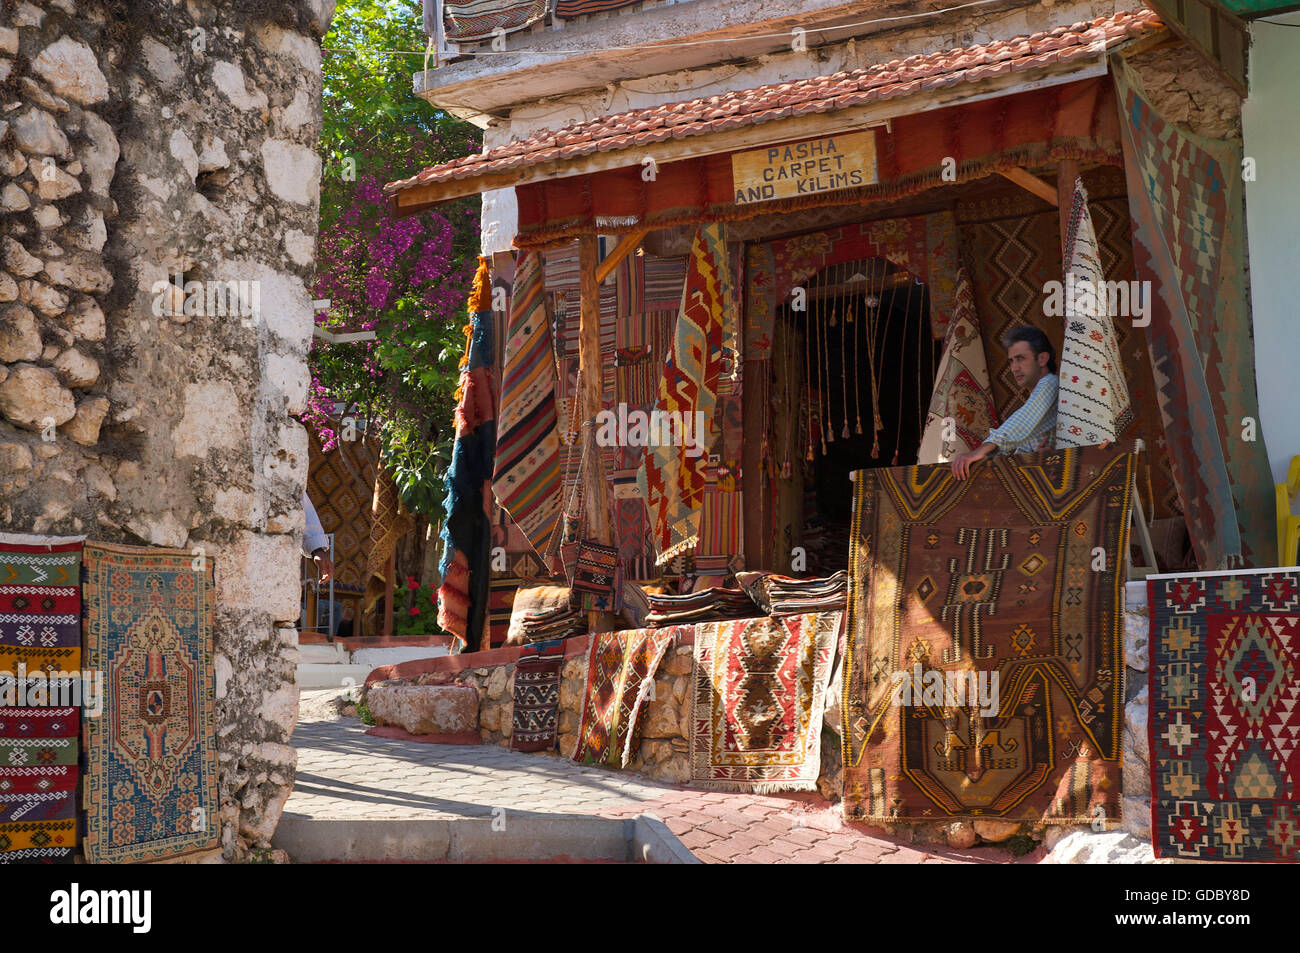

{"left": 312, "top": 549, "right": 334, "bottom": 584}
{"left": 951, "top": 443, "right": 995, "bottom": 480}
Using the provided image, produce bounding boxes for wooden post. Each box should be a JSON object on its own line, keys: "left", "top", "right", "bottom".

{"left": 577, "top": 234, "right": 621, "bottom": 633}
{"left": 1057, "top": 160, "right": 1080, "bottom": 261}
{"left": 382, "top": 549, "right": 395, "bottom": 638}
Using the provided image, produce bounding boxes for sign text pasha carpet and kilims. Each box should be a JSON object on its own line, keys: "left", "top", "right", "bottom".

{"left": 732, "top": 131, "right": 878, "bottom": 204}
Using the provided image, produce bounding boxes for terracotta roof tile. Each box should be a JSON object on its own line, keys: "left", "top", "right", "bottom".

{"left": 388, "top": 9, "right": 1161, "bottom": 194}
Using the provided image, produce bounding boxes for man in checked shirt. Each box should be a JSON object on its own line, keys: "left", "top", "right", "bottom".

{"left": 951, "top": 325, "right": 1058, "bottom": 479}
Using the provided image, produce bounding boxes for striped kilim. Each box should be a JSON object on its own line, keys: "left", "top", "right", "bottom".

{"left": 0, "top": 534, "right": 82, "bottom": 687}
{"left": 0, "top": 707, "right": 77, "bottom": 864}
{"left": 82, "top": 542, "right": 219, "bottom": 863}
{"left": 1114, "top": 60, "right": 1272, "bottom": 569}
{"left": 555, "top": 0, "right": 639, "bottom": 17}
{"left": 442, "top": 0, "right": 547, "bottom": 41}
{"left": 510, "top": 639, "right": 564, "bottom": 752}
{"left": 1055, "top": 177, "right": 1132, "bottom": 448}
{"left": 842, "top": 445, "right": 1135, "bottom": 823}
{"left": 1148, "top": 569, "right": 1300, "bottom": 861}
{"left": 493, "top": 249, "right": 563, "bottom": 563}
{"left": 690, "top": 612, "right": 839, "bottom": 792}
{"left": 638, "top": 223, "right": 727, "bottom": 565}
{"left": 572, "top": 628, "right": 676, "bottom": 768}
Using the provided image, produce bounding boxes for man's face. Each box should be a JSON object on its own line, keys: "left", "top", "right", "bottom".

{"left": 1006, "top": 341, "right": 1047, "bottom": 389}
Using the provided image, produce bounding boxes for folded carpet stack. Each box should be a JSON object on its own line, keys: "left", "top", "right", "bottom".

{"left": 644, "top": 586, "right": 758, "bottom": 627}
{"left": 519, "top": 604, "right": 587, "bottom": 642}
{"left": 735, "top": 570, "right": 848, "bottom": 616}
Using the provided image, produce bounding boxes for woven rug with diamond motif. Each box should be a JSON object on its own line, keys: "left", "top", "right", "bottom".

{"left": 690, "top": 612, "right": 839, "bottom": 792}
{"left": 842, "top": 444, "right": 1135, "bottom": 823}
{"left": 510, "top": 639, "right": 564, "bottom": 753}
{"left": 572, "top": 628, "right": 675, "bottom": 767}
{"left": 1148, "top": 569, "right": 1300, "bottom": 861}
{"left": 82, "top": 542, "right": 219, "bottom": 863}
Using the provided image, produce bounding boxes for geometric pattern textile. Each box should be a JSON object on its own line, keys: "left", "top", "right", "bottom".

{"left": 443, "top": 0, "right": 547, "bottom": 41}
{"left": 510, "top": 640, "right": 564, "bottom": 753}
{"left": 917, "top": 266, "right": 999, "bottom": 463}
{"left": 842, "top": 444, "right": 1135, "bottom": 823}
{"left": 493, "top": 249, "right": 564, "bottom": 565}
{"left": 1114, "top": 60, "right": 1273, "bottom": 570}
{"left": 81, "top": 542, "right": 220, "bottom": 864}
{"left": 571, "top": 628, "right": 675, "bottom": 768}
{"left": 638, "top": 224, "right": 727, "bottom": 565}
{"left": 0, "top": 707, "right": 78, "bottom": 864}
{"left": 690, "top": 612, "right": 839, "bottom": 792}
{"left": 1055, "top": 176, "right": 1133, "bottom": 448}
{"left": 554, "top": 0, "right": 638, "bottom": 17}
{"left": 1148, "top": 569, "right": 1300, "bottom": 862}
{"left": 0, "top": 534, "right": 82, "bottom": 688}
{"left": 307, "top": 424, "right": 378, "bottom": 595}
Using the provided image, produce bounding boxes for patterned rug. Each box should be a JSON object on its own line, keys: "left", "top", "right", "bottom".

{"left": 690, "top": 612, "right": 839, "bottom": 792}
{"left": 1114, "top": 60, "right": 1273, "bottom": 569}
{"left": 638, "top": 223, "right": 727, "bottom": 565}
{"left": 510, "top": 639, "right": 564, "bottom": 752}
{"left": 443, "top": 0, "right": 547, "bottom": 41}
{"left": 572, "top": 628, "right": 675, "bottom": 767}
{"left": 554, "top": 0, "right": 639, "bottom": 17}
{"left": 1148, "top": 569, "right": 1300, "bottom": 861}
{"left": 842, "top": 445, "right": 1135, "bottom": 823}
{"left": 1055, "top": 177, "right": 1132, "bottom": 448}
{"left": 917, "top": 266, "right": 998, "bottom": 463}
{"left": 0, "top": 534, "right": 82, "bottom": 686}
{"left": 82, "top": 542, "right": 219, "bottom": 863}
{"left": 0, "top": 707, "right": 77, "bottom": 864}
{"left": 307, "top": 424, "right": 378, "bottom": 595}
{"left": 493, "top": 249, "right": 563, "bottom": 564}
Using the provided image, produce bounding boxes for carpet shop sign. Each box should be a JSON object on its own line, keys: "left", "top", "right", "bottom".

{"left": 732, "top": 131, "right": 878, "bottom": 205}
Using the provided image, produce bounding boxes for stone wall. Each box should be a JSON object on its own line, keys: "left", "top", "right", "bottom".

{"left": 0, "top": 0, "right": 334, "bottom": 861}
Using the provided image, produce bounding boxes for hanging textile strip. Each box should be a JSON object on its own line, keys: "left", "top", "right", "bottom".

{"left": 493, "top": 249, "right": 564, "bottom": 563}
{"left": 510, "top": 639, "right": 565, "bottom": 752}
{"left": 554, "top": 0, "right": 639, "bottom": 18}
{"left": 0, "top": 534, "right": 82, "bottom": 702}
{"left": 637, "top": 223, "right": 727, "bottom": 565}
{"left": 307, "top": 424, "right": 379, "bottom": 594}
{"left": 572, "top": 627, "right": 676, "bottom": 767}
{"left": 1055, "top": 176, "right": 1133, "bottom": 448}
{"left": 842, "top": 444, "right": 1135, "bottom": 824}
{"left": 443, "top": 0, "right": 547, "bottom": 41}
{"left": 1113, "top": 60, "right": 1272, "bottom": 569}
{"left": 82, "top": 542, "right": 219, "bottom": 863}
{"left": 438, "top": 256, "right": 499, "bottom": 651}
{"left": 0, "top": 707, "right": 77, "bottom": 864}
{"left": 916, "top": 266, "right": 999, "bottom": 463}
{"left": 515, "top": 77, "right": 1121, "bottom": 251}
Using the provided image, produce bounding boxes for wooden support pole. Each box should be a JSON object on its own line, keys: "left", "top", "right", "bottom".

{"left": 1057, "top": 159, "right": 1080, "bottom": 260}
{"left": 578, "top": 234, "right": 620, "bottom": 633}
{"left": 595, "top": 230, "right": 648, "bottom": 285}
{"left": 997, "top": 167, "right": 1058, "bottom": 207}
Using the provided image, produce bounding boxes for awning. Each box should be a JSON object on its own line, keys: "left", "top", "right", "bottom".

{"left": 387, "top": 9, "right": 1165, "bottom": 223}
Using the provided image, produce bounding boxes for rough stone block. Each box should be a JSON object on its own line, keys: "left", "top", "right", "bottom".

{"left": 368, "top": 683, "right": 479, "bottom": 736}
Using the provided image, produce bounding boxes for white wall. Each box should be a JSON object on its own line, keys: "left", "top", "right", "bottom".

{"left": 1243, "top": 11, "right": 1300, "bottom": 484}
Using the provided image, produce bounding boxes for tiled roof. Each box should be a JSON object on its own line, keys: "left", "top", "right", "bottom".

{"left": 387, "top": 9, "right": 1162, "bottom": 196}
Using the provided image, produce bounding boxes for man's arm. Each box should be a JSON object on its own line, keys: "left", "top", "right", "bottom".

{"left": 952, "top": 375, "right": 1057, "bottom": 479}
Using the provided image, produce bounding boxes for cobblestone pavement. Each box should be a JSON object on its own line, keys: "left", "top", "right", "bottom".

{"left": 288, "top": 691, "right": 1009, "bottom": 864}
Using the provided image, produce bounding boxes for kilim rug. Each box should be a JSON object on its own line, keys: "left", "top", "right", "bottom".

{"left": 307, "top": 423, "right": 378, "bottom": 594}
{"left": 569, "top": 539, "right": 620, "bottom": 613}
{"left": 493, "top": 249, "right": 563, "bottom": 564}
{"left": 637, "top": 223, "right": 727, "bottom": 565}
{"left": 510, "top": 639, "right": 565, "bottom": 752}
{"left": 0, "top": 707, "right": 77, "bottom": 864}
{"left": 917, "top": 266, "right": 999, "bottom": 463}
{"left": 0, "top": 534, "right": 82, "bottom": 692}
{"left": 82, "top": 542, "right": 219, "bottom": 864}
{"left": 554, "top": 0, "right": 639, "bottom": 17}
{"left": 1148, "top": 569, "right": 1300, "bottom": 861}
{"left": 442, "top": 0, "right": 547, "bottom": 41}
{"left": 1114, "top": 60, "right": 1273, "bottom": 569}
{"left": 572, "top": 628, "right": 675, "bottom": 768}
{"left": 842, "top": 444, "right": 1135, "bottom": 823}
{"left": 690, "top": 612, "right": 839, "bottom": 792}
{"left": 1055, "top": 177, "right": 1132, "bottom": 448}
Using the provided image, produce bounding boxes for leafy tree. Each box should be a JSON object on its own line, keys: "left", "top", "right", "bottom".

{"left": 310, "top": 0, "right": 482, "bottom": 518}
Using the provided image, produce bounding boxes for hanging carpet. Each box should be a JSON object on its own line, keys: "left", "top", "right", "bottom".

{"left": 510, "top": 639, "right": 564, "bottom": 753}
{"left": 571, "top": 628, "right": 675, "bottom": 768}
{"left": 690, "top": 612, "right": 839, "bottom": 792}
{"left": 442, "top": 0, "right": 548, "bottom": 41}
{"left": 842, "top": 445, "right": 1135, "bottom": 823}
{"left": 0, "top": 534, "right": 82, "bottom": 685}
{"left": 0, "top": 707, "right": 77, "bottom": 864}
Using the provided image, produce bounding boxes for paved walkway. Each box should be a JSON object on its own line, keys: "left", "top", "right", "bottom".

{"left": 288, "top": 691, "right": 1009, "bottom": 864}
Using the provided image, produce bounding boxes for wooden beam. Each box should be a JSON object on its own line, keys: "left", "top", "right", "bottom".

{"left": 997, "top": 167, "right": 1058, "bottom": 207}
{"left": 595, "top": 229, "right": 649, "bottom": 285}
{"left": 1057, "top": 159, "right": 1080, "bottom": 260}
{"left": 578, "top": 235, "right": 620, "bottom": 633}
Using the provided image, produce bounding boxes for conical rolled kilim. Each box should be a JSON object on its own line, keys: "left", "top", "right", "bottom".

{"left": 492, "top": 250, "right": 562, "bottom": 563}
{"left": 439, "top": 257, "right": 498, "bottom": 651}
{"left": 1055, "top": 177, "right": 1132, "bottom": 449}
{"left": 637, "top": 223, "right": 726, "bottom": 565}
